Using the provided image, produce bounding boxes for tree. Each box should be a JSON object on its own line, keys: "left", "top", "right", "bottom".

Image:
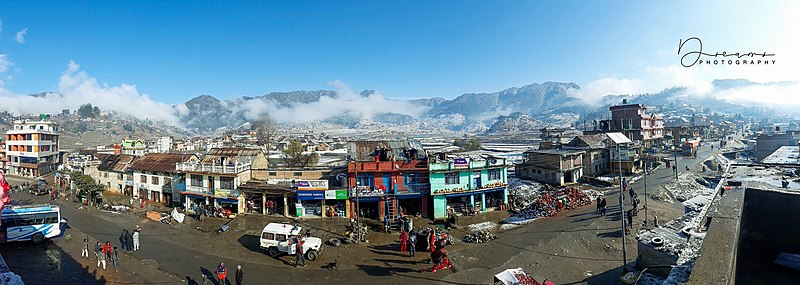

{"left": 282, "top": 140, "right": 318, "bottom": 168}
{"left": 453, "top": 137, "right": 482, "bottom": 151}
{"left": 254, "top": 115, "right": 279, "bottom": 161}
{"left": 92, "top": 106, "right": 101, "bottom": 117}
{"left": 123, "top": 124, "right": 134, "bottom": 132}
{"left": 78, "top": 104, "right": 94, "bottom": 118}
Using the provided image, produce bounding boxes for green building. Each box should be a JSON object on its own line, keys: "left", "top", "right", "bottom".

{"left": 429, "top": 157, "right": 508, "bottom": 220}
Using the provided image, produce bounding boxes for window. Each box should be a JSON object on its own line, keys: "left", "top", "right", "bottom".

{"left": 103, "top": 173, "right": 108, "bottom": 178}
{"left": 294, "top": 172, "right": 302, "bottom": 176}
{"left": 276, "top": 234, "right": 287, "bottom": 242}
{"left": 220, "top": 177, "right": 234, "bottom": 190}
{"left": 487, "top": 169, "right": 501, "bottom": 181}
{"left": 151, "top": 176, "right": 160, "bottom": 185}
{"left": 269, "top": 172, "right": 277, "bottom": 176}
{"left": 262, "top": 232, "right": 275, "bottom": 240}
{"left": 164, "top": 177, "right": 171, "bottom": 185}
{"left": 118, "top": 173, "right": 124, "bottom": 180}
{"left": 356, "top": 174, "right": 374, "bottom": 187}
{"left": 191, "top": 175, "right": 203, "bottom": 187}
{"left": 140, "top": 175, "right": 147, "bottom": 183}
{"left": 445, "top": 173, "right": 460, "bottom": 185}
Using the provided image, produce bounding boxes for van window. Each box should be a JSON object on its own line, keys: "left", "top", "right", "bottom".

{"left": 262, "top": 232, "right": 275, "bottom": 240}
{"left": 276, "top": 234, "right": 287, "bottom": 242}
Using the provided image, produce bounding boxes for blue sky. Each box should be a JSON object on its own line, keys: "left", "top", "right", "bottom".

{"left": 0, "top": 1, "right": 798, "bottom": 121}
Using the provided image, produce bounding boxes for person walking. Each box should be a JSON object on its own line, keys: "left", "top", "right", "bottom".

{"left": 216, "top": 262, "right": 227, "bottom": 284}
{"left": 82, "top": 237, "right": 89, "bottom": 258}
{"left": 235, "top": 264, "right": 243, "bottom": 285}
{"left": 132, "top": 229, "right": 140, "bottom": 251}
{"left": 408, "top": 230, "right": 417, "bottom": 257}
{"left": 96, "top": 242, "right": 107, "bottom": 269}
{"left": 399, "top": 230, "right": 408, "bottom": 252}
{"left": 628, "top": 186, "right": 635, "bottom": 200}
{"left": 95, "top": 241, "right": 102, "bottom": 266}
{"left": 293, "top": 237, "right": 305, "bottom": 267}
{"left": 595, "top": 197, "right": 602, "bottom": 213}
{"left": 599, "top": 198, "right": 607, "bottom": 216}
{"left": 110, "top": 246, "right": 119, "bottom": 272}
{"left": 120, "top": 229, "right": 129, "bottom": 253}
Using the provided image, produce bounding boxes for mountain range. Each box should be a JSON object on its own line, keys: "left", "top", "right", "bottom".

{"left": 174, "top": 79, "right": 784, "bottom": 135}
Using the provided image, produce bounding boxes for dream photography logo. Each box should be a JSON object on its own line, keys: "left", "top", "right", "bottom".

{"left": 678, "top": 37, "right": 776, "bottom": 67}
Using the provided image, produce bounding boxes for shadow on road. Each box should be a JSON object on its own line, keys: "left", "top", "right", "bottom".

{"left": 368, "top": 244, "right": 407, "bottom": 257}
{"left": 237, "top": 234, "right": 261, "bottom": 253}
{"left": 0, "top": 238, "right": 110, "bottom": 284}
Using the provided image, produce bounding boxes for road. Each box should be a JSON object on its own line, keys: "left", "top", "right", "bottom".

{"left": 1, "top": 143, "right": 722, "bottom": 285}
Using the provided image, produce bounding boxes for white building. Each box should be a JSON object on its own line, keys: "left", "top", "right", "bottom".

{"left": 130, "top": 153, "right": 198, "bottom": 204}
{"left": 157, "top": 136, "right": 173, "bottom": 153}
{"left": 4, "top": 118, "right": 60, "bottom": 177}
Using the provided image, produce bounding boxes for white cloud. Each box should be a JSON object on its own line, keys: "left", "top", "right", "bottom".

{"left": 0, "top": 54, "right": 12, "bottom": 73}
{"left": 232, "top": 80, "right": 430, "bottom": 123}
{"left": 0, "top": 60, "right": 180, "bottom": 125}
{"left": 15, "top": 28, "right": 27, "bottom": 44}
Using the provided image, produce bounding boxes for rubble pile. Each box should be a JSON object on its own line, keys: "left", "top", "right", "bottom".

{"left": 462, "top": 229, "right": 497, "bottom": 243}
{"left": 513, "top": 272, "right": 540, "bottom": 285}
{"left": 505, "top": 186, "right": 592, "bottom": 223}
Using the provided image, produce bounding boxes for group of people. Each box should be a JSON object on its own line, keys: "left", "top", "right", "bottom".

{"left": 118, "top": 226, "right": 141, "bottom": 253}
{"left": 84, "top": 238, "right": 119, "bottom": 271}
{"left": 203, "top": 263, "right": 244, "bottom": 285}
{"left": 396, "top": 227, "right": 452, "bottom": 272}
{"left": 595, "top": 196, "right": 608, "bottom": 216}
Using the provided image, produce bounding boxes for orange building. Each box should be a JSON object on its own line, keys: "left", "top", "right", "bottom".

{"left": 4, "top": 118, "right": 59, "bottom": 177}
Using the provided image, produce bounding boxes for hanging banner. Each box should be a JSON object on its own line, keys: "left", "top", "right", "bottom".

{"left": 297, "top": 190, "right": 325, "bottom": 200}
{"left": 297, "top": 180, "right": 329, "bottom": 190}
{"left": 453, "top": 158, "right": 469, "bottom": 168}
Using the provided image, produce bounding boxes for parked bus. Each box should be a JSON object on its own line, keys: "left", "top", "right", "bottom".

{"left": 0, "top": 204, "right": 62, "bottom": 244}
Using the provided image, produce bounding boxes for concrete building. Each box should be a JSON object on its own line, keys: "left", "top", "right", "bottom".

{"left": 121, "top": 139, "right": 146, "bottom": 156}
{"left": 156, "top": 136, "right": 173, "bottom": 153}
{"left": 516, "top": 149, "right": 584, "bottom": 186}
{"left": 131, "top": 153, "right": 198, "bottom": 204}
{"left": 4, "top": 118, "right": 60, "bottom": 177}
{"left": 429, "top": 157, "right": 507, "bottom": 220}
{"left": 346, "top": 140, "right": 430, "bottom": 222}
{"left": 176, "top": 148, "right": 266, "bottom": 215}
{"left": 591, "top": 100, "right": 664, "bottom": 149}
{"left": 754, "top": 130, "right": 800, "bottom": 162}
{"left": 93, "top": 154, "right": 139, "bottom": 196}
{"left": 564, "top": 134, "right": 610, "bottom": 177}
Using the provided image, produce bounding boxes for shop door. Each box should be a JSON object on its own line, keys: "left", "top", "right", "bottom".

{"left": 208, "top": 177, "right": 215, "bottom": 193}
{"left": 383, "top": 174, "right": 392, "bottom": 193}
{"left": 473, "top": 171, "right": 481, "bottom": 189}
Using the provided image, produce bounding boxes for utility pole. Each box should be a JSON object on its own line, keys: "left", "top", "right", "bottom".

{"left": 618, "top": 142, "right": 627, "bottom": 273}
{"left": 674, "top": 143, "right": 679, "bottom": 180}
{"left": 643, "top": 153, "right": 648, "bottom": 227}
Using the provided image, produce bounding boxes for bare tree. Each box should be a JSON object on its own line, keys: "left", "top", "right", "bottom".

{"left": 254, "top": 115, "right": 279, "bottom": 163}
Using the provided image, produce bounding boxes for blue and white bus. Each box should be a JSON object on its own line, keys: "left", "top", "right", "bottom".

{"left": 0, "top": 204, "right": 62, "bottom": 244}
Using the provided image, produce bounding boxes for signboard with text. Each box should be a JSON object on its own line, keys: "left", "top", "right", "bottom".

{"left": 297, "top": 190, "right": 325, "bottom": 200}
{"left": 296, "top": 180, "right": 329, "bottom": 190}
{"left": 453, "top": 158, "right": 469, "bottom": 169}
{"left": 325, "top": 189, "right": 348, "bottom": 200}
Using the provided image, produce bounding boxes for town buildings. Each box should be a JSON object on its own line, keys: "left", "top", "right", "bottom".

{"left": 592, "top": 100, "right": 664, "bottom": 149}
{"left": 4, "top": 118, "right": 60, "bottom": 177}
{"left": 515, "top": 149, "right": 583, "bottom": 186}
{"left": 563, "top": 134, "right": 610, "bottom": 177}
{"left": 93, "top": 154, "right": 139, "bottom": 196}
{"left": 346, "top": 140, "right": 430, "bottom": 223}
{"left": 429, "top": 156, "right": 508, "bottom": 220}
{"left": 754, "top": 129, "right": 800, "bottom": 162}
{"left": 176, "top": 148, "right": 266, "bottom": 215}
{"left": 130, "top": 153, "right": 198, "bottom": 204}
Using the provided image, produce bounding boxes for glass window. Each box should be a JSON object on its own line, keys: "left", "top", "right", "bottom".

{"left": 220, "top": 177, "right": 234, "bottom": 190}
{"left": 356, "top": 174, "right": 374, "bottom": 186}
{"left": 140, "top": 175, "right": 147, "bottom": 183}
{"left": 151, "top": 176, "right": 160, "bottom": 185}
{"left": 445, "top": 173, "right": 460, "bottom": 185}
{"left": 191, "top": 175, "right": 203, "bottom": 187}
{"left": 488, "top": 169, "right": 501, "bottom": 181}
{"left": 276, "top": 234, "right": 287, "bottom": 242}
{"left": 261, "top": 232, "right": 275, "bottom": 240}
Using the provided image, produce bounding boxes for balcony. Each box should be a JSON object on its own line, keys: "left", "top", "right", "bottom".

{"left": 432, "top": 182, "right": 508, "bottom": 195}
{"left": 183, "top": 185, "right": 214, "bottom": 195}
{"left": 394, "top": 182, "right": 430, "bottom": 195}
{"left": 348, "top": 160, "right": 428, "bottom": 172}
{"left": 429, "top": 159, "right": 506, "bottom": 171}
{"left": 176, "top": 161, "right": 252, "bottom": 174}
{"left": 350, "top": 185, "right": 386, "bottom": 197}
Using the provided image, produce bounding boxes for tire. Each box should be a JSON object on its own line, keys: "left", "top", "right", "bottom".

{"left": 267, "top": 247, "right": 280, "bottom": 257}
{"left": 31, "top": 232, "right": 45, "bottom": 245}
{"left": 305, "top": 249, "right": 318, "bottom": 261}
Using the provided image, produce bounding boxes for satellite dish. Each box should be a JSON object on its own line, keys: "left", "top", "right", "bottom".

{"left": 490, "top": 159, "right": 497, "bottom": 164}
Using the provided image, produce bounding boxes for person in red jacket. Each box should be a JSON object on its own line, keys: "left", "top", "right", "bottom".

{"left": 399, "top": 230, "right": 408, "bottom": 252}
{"left": 216, "top": 262, "right": 227, "bottom": 283}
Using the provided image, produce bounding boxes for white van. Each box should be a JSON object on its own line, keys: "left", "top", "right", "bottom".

{"left": 259, "top": 223, "right": 322, "bottom": 261}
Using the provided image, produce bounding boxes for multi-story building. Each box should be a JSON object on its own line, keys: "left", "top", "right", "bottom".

{"left": 130, "top": 153, "right": 198, "bottom": 204}
{"left": 516, "top": 149, "right": 583, "bottom": 186}
{"left": 176, "top": 148, "right": 267, "bottom": 215}
{"left": 156, "top": 136, "right": 173, "bottom": 153}
{"left": 94, "top": 154, "right": 139, "bottom": 196}
{"left": 4, "top": 118, "right": 60, "bottom": 177}
{"left": 754, "top": 129, "right": 800, "bottom": 162}
{"left": 346, "top": 140, "right": 430, "bottom": 222}
{"left": 592, "top": 100, "right": 664, "bottom": 149}
{"left": 121, "top": 139, "right": 146, "bottom": 156}
{"left": 564, "top": 134, "right": 610, "bottom": 177}
{"left": 429, "top": 157, "right": 507, "bottom": 220}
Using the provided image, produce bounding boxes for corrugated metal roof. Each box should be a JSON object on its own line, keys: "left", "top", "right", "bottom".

{"left": 202, "top": 148, "right": 264, "bottom": 163}
{"left": 130, "top": 153, "right": 196, "bottom": 173}
{"left": 97, "top": 154, "right": 139, "bottom": 172}
{"left": 346, "top": 140, "right": 426, "bottom": 162}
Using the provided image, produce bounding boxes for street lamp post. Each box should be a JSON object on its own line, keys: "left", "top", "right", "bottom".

{"left": 617, "top": 142, "right": 628, "bottom": 272}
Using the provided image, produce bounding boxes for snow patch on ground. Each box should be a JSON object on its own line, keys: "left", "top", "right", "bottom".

{"left": 467, "top": 221, "right": 497, "bottom": 232}
{"left": 583, "top": 189, "right": 603, "bottom": 201}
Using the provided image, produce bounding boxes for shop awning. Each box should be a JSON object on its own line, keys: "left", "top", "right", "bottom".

{"left": 216, "top": 198, "right": 238, "bottom": 204}
{"left": 396, "top": 192, "right": 425, "bottom": 199}
{"left": 181, "top": 192, "right": 213, "bottom": 198}
{"left": 353, "top": 197, "right": 381, "bottom": 202}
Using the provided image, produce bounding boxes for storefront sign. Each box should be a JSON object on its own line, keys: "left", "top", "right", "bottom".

{"left": 297, "top": 190, "right": 325, "bottom": 200}
{"left": 297, "top": 180, "right": 329, "bottom": 190}
{"left": 325, "top": 189, "right": 348, "bottom": 200}
{"left": 453, "top": 158, "right": 469, "bottom": 169}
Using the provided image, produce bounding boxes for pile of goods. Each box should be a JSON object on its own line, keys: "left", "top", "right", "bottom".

{"left": 513, "top": 271, "right": 541, "bottom": 285}
{"left": 462, "top": 229, "right": 497, "bottom": 244}
{"left": 494, "top": 268, "right": 553, "bottom": 285}
{"left": 511, "top": 187, "right": 592, "bottom": 220}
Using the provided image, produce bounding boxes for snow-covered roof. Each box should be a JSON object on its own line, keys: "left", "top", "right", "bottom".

{"left": 761, "top": 146, "right": 800, "bottom": 165}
